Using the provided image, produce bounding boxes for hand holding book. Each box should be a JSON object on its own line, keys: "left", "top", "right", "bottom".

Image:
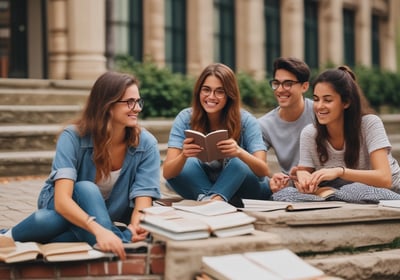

{"left": 184, "top": 129, "right": 228, "bottom": 162}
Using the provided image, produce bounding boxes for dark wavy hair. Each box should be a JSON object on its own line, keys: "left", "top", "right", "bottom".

{"left": 190, "top": 63, "right": 241, "bottom": 142}
{"left": 312, "top": 65, "right": 373, "bottom": 168}
{"left": 73, "top": 71, "right": 141, "bottom": 181}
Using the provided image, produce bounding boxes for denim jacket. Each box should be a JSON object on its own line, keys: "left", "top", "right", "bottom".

{"left": 37, "top": 125, "right": 161, "bottom": 222}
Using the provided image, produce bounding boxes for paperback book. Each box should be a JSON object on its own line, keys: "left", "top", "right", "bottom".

{"left": 184, "top": 129, "right": 228, "bottom": 162}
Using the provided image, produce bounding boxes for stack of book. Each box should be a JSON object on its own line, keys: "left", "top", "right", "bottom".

{"left": 139, "top": 200, "right": 256, "bottom": 241}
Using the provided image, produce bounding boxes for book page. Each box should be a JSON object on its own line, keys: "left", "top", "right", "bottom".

{"left": 378, "top": 200, "right": 400, "bottom": 208}
{"left": 172, "top": 200, "right": 237, "bottom": 216}
{"left": 0, "top": 241, "right": 40, "bottom": 263}
{"left": 202, "top": 254, "right": 282, "bottom": 280}
{"left": 39, "top": 242, "right": 93, "bottom": 257}
{"left": 240, "top": 199, "right": 289, "bottom": 212}
{"left": 244, "top": 249, "right": 324, "bottom": 280}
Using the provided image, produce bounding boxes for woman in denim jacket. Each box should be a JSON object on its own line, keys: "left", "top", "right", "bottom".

{"left": 2, "top": 72, "right": 161, "bottom": 259}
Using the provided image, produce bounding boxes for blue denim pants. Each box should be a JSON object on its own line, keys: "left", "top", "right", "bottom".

{"left": 11, "top": 181, "right": 132, "bottom": 245}
{"left": 167, "top": 157, "right": 272, "bottom": 201}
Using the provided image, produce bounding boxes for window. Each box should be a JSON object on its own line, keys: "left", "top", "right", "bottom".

{"left": 371, "top": 14, "right": 380, "bottom": 67}
{"left": 213, "top": 0, "right": 235, "bottom": 70}
{"left": 106, "top": 0, "right": 143, "bottom": 64}
{"left": 343, "top": 9, "right": 355, "bottom": 66}
{"left": 165, "top": 0, "right": 186, "bottom": 73}
{"left": 130, "top": 0, "right": 143, "bottom": 61}
{"left": 264, "top": 0, "right": 280, "bottom": 75}
{"left": 304, "top": 0, "right": 318, "bottom": 69}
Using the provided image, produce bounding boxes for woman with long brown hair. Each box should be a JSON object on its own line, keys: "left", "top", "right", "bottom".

{"left": 1, "top": 72, "right": 161, "bottom": 259}
{"left": 163, "top": 63, "right": 273, "bottom": 205}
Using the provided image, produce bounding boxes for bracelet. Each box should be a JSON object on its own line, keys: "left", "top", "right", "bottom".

{"left": 86, "top": 216, "right": 96, "bottom": 225}
{"left": 339, "top": 166, "right": 345, "bottom": 177}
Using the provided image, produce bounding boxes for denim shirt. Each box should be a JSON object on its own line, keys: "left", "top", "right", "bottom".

{"left": 37, "top": 125, "right": 161, "bottom": 222}
{"left": 168, "top": 108, "right": 266, "bottom": 153}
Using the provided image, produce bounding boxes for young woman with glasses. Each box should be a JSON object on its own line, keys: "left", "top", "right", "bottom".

{"left": 273, "top": 65, "right": 400, "bottom": 202}
{"left": 163, "top": 63, "right": 275, "bottom": 206}
{"left": 1, "top": 72, "right": 161, "bottom": 259}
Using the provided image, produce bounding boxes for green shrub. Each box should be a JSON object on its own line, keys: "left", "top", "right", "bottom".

{"left": 114, "top": 56, "right": 400, "bottom": 118}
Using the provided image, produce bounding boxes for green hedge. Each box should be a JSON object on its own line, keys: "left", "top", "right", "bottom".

{"left": 115, "top": 56, "right": 400, "bottom": 118}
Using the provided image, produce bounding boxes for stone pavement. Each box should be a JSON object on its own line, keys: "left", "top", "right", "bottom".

{"left": 0, "top": 176, "right": 45, "bottom": 229}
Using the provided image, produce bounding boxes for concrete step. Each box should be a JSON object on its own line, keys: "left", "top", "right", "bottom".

{"left": 0, "top": 88, "right": 89, "bottom": 105}
{"left": 0, "top": 105, "right": 82, "bottom": 124}
{"left": 0, "top": 144, "right": 169, "bottom": 177}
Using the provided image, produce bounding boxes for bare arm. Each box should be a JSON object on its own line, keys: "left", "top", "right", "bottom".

{"left": 217, "top": 138, "right": 270, "bottom": 177}
{"left": 54, "top": 179, "right": 126, "bottom": 259}
{"left": 163, "top": 137, "right": 203, "bottom": 179}
{"left": 127, "top": 196, "right": 153, "bottom": 242}
{"left": 312, "top": 148, "right": 392, "bottom": 188}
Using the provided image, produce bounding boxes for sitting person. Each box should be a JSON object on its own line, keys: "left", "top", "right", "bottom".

{"left": 273, "top": 65, "right": 400, "bottom": 203}
{"left": 163, "top": 63, "right": 274, "bottom": 205}
{"left": 1, "top": 71, "right": 161, "bottom": 259}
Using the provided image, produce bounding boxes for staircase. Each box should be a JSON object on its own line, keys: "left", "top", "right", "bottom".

{"left": 0, "top": 78, "right": 399, "bottom": 178}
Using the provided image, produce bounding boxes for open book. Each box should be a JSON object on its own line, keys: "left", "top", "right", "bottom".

{"left": 201, "top": 249, "right": 325, "bottom": 280}
{"left": 378, "top": 200, "right": 400, "bottom": 209}
{"left": 171, "top": 200, "right": 237, "bottom": 216}
{"left": 240, "top": 199, "right": 344, "bottom": 212}
{"left": 184, "top": 129, "right": 228, "bottom": 162}
{"left": 139, "top": 201, "right": 256, "bottom": 241}
{"left": 0, "top": 237, "right": 105, "bottom": 263}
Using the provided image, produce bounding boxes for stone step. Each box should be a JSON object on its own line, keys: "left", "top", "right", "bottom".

{"left": 0, "top": 105, "right": 82, "bottom": 124}
{"left": 0, "top": 88, "right": 89, "bottom": 105}
{"left": 0, "top": 144, "right": 169, "bottom": 178}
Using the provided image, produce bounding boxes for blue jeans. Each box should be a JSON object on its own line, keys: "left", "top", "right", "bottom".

{"left": 167, "top": 157, "right": 272, "bottom": 201}
{"left": 11, "top": 181, "right": 132, "bottom": 245}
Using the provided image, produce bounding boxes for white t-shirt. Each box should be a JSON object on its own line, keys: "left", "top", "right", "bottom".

{"left": 299, "top": 114, "right": 400, "bottom": 192}
{"left": 97, "top": 169, "right": 121, "bottom": 199}
{"left": 258, "top": 98, "right": 314, "bottom": 174}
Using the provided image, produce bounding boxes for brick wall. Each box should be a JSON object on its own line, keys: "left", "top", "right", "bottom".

{"left": 0, "top": 243, "right": 165, "bottom": 280}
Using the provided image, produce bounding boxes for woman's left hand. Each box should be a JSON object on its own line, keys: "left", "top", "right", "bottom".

{"left": 217, "top": 138, "right": 242, "bottom": 157}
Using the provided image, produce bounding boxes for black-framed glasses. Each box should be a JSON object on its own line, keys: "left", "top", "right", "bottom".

{"left": 115, "top": 98, "right": 144, "bottom": 109}
{"left": 269, "top": 79, "right": 302, "bottom": 91}
{"left": 200, "top": 86, "right": 226, "bottom": 98}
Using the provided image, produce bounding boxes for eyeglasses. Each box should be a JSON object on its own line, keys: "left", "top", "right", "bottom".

{"left": 115, "top": 98, "right": 144, "bottom": 109}
{"left": 269, "top": 79, "right": 302, "bottom": 91}
{"left": 200, "top": 86, "right": 226, "bottom": 98}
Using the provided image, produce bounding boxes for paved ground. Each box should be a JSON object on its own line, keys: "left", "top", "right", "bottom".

{"left": 0, "top": 176, "right": 45, "bottom": 229}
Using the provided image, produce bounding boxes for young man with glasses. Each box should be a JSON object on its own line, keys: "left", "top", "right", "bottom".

{"left": 258, "top": 57, "right": 314, "bottom": 192}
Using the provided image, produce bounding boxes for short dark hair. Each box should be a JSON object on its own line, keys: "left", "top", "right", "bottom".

{"left": 272, "top": 57, "right": 311, "bottom": 83}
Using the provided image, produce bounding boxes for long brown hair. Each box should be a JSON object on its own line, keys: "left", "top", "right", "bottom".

{"left": 190, "top": 63, "right": 241, "bottom": 142}
{"left": 73, "top": 71, "right": 141, "bottom": 181}
{"left": 312, "top": 66, "right": 373, "bottom": 168}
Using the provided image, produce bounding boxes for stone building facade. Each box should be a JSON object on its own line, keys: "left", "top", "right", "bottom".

{"left": 1, "top": 0, "right": 399, "bottom": 80}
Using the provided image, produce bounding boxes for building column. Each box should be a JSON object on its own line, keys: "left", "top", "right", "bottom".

{"left": 235, "top": 0, "right": 265, "bottom": 79}
{"left": 380, "top": 0, "right": 397, "bottom": 71}
{"left": 143, "top": 0, "right": 165, "bottom": 67}
{"left": 186, "top": 0, "right": 214, "bottom": 77}
{"left": 318, "top": 0, "right": 343, "bottom": 66}
{"left": 355, "top": 0, "right": 371, "bottom": 66}
{"left": 280, "top": 0, "right": 304, "bottom": 59}
{"left": 66, "top": 0, "right": 106, "bottom": 80}
{"left": 47, "top": 0, "right": 68, "bottom": 79}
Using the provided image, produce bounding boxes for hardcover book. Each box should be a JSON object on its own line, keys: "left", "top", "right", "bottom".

{"left": 184, "top": 129, "right": 228, "bottom": 162}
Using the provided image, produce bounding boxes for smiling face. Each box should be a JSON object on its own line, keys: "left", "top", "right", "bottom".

{"left": 313, "top": 82, "right": 349, "bottom": 126}
{"left": 110, "top": 84, "right": 142, "bottom": 129}
{"left": 273, "top": 69, "right": 308, "bottom": 109}
{"left": 199, "top": 75, "right": 227, "bottom": 116}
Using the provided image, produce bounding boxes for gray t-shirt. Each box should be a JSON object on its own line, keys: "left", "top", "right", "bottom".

{"left": 258, "top": 98, "right": 314, "bottom": 174}
{"left": 299, "top": 114, "right": 400, "bottom": 192}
